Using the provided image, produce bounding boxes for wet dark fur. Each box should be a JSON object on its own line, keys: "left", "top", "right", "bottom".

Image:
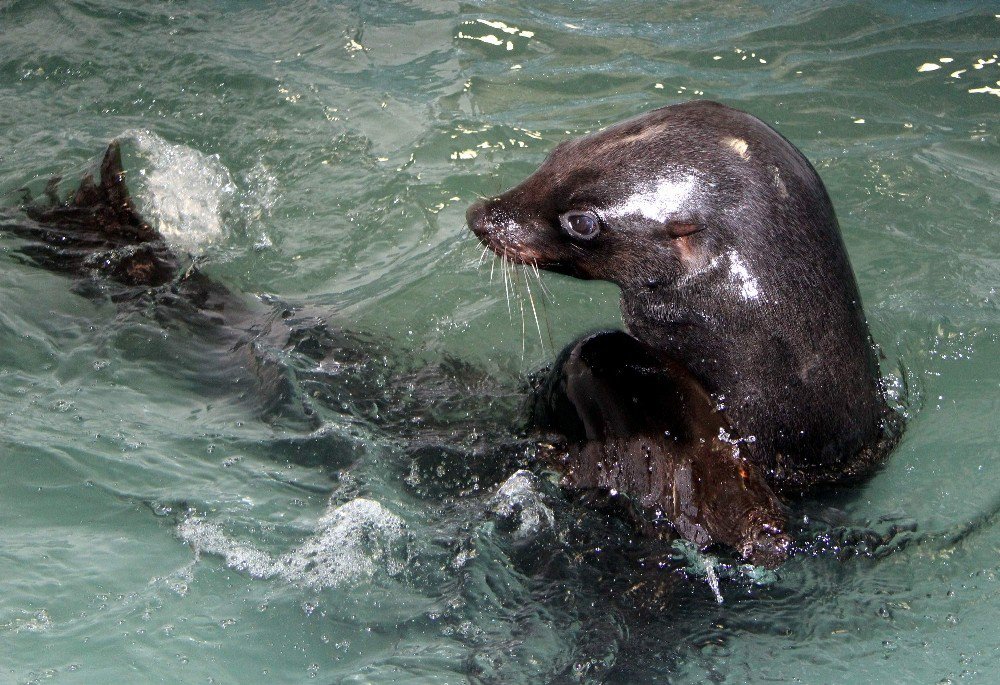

{"left": 468, "top": 100, "right": 901, "bottom": 492}
{"left": 469, "top": 101, "right": 904, "bottom": 564}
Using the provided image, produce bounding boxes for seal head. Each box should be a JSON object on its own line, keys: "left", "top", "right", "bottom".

{"left": 468, "top": 101, "right": 897, "bottom": 490}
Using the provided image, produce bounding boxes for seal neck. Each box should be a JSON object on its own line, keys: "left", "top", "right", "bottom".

{"left": 621, "top": 286, "right": 888, "bottom": 487}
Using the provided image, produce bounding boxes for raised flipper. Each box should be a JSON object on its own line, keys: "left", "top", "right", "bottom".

{"left": 532, "top": 330, "right": 791, "bottom": 568}
{"left": 13, "top": 141, "right": 179, "bottom": 287}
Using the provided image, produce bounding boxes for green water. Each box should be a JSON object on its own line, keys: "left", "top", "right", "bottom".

{"left": 1, "top": 1, "right": 998, "bottom": 683}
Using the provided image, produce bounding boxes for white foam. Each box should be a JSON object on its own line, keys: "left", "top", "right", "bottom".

{"left": 5, "top": 609, "right": 53, "bottom": 634}
{"left": 281, "top": 498, "right": 409, "bottom": 587}
{"left": 176, "top": 516, "right": 278, "bottom": 578}
{"left": 240, "top": 160, "right": 277, "bottom": 250}
{"left": 177, "top": 497, "right": 409, "bottom": 589}
{"left": 489, "top": 470, "right": 555, "bottom": 540}
{"left": 119, "top": 129, "right": 237, "bottom": 255}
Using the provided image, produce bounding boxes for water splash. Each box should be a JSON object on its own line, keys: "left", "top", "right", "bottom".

{"left": 488, "top": 470, "right": 556, "bottom": 540}
{"left": 703, "top": 558, "right": 724, "bottom": 604}
{"left": 177, "top": 498, "right": 410, "bottom": 589}
{"left": 2, "top": 609, "right": 53, "bottom": 634}
{"left": 673, "top": 540, "right": 727, "bottom": 603}
{"left": 240, "top": 160, "right": 277, "bottom": 251}
{"left": 119, "top": 129, "right": 237, "bottom": 256}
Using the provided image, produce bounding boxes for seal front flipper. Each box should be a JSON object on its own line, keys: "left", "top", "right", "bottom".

{"left": 533, "top": 331, "right": 791, "bottom": 568}
{"left": 15, "top": 140, "right": 179, "bottom": 287}
{"left": 551, "top": 436, "right": 791, "bottom": 568}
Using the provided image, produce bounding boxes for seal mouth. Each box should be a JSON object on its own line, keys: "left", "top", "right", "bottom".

{"left": 474, "top": 230, "right": 548, "bottom": 267}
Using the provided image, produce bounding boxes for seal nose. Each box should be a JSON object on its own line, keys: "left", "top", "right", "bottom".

{"left": 466, "top": 198, "right": 488, "bottom": 237}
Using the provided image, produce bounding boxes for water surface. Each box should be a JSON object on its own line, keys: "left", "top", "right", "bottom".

{"left": 1, "top": 1, "right": 998, "bottom": 683}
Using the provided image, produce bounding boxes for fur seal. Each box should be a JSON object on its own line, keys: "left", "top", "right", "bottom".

{"left": 468, "top": 101, "right": 901, "bottom": 560}
{"left": 5, "top": 103, "right": 899, "bottom": 568}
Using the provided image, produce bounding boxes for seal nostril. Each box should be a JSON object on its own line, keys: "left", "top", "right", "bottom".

{"left": 466, "top": 199, "right": 488, "bottom": 234}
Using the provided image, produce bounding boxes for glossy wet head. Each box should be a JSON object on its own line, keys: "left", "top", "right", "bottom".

{"left": 466, "top": 100, "right": 836, "bottom": 295}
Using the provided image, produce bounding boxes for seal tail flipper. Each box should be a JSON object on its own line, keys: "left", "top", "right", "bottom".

{"left": 13, "top": 141, "right": 180, "bottom": 287}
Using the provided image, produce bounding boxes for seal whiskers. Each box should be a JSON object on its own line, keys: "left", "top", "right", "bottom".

{"left": 502, "top": 248, "right": 514, "bottom": 323}
{"left": 520, "top": 263, "right": 548, "bottom": 354}
{"left": 477, "top": 243, "right": 491, "bottom": 268}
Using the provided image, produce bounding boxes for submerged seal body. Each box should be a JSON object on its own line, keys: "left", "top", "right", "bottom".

{"left": 468, "top": 100, "right": 899, "bottom": 493}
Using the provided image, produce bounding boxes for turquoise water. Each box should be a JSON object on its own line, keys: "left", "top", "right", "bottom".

{"left": 1, "top": 1, "right": 998, "bottom": 683}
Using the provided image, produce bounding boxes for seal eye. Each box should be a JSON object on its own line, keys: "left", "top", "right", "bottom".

{"left": 559, "top": 210, "right": 601, "bottom": 241}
